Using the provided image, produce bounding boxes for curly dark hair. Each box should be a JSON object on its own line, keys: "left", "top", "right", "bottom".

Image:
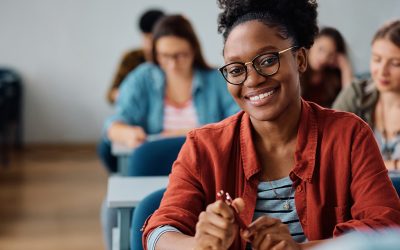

{"left": 217, "top": 0, "right": 319, "bottom": 49}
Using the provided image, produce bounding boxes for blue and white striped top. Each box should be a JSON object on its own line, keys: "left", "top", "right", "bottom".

{"left": 254, "top": 176, "right": 306, "bottom": 243}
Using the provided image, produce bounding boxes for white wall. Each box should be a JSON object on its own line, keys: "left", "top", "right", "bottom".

{"left": 0, "top": 0, "right": 399, "bottom": 143}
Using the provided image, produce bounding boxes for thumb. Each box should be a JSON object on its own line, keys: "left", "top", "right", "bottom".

{"left": 231, "top": 197, "right": 245, "bottom": 214}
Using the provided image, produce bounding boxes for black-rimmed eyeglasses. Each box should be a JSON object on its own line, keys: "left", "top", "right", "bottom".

{"left": 219, "top": 46, "right": 299, "bottom": 85}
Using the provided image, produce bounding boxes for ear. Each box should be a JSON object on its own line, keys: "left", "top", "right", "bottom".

{"left": 296, "top": 47, "right": 308, "bottom": 73}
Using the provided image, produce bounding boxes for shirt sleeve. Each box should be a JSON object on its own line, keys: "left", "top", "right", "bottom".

{"left": 147, "top": 225, "right": 182, "bottom": 250}
{"left": 333, "top": 124, "right": 400, "bottom": 235}
{"left": 142, "top": 132, "right": 206, "bottom": 249}
{"left": 103, "top": 63, "right": 151, "bottom": 136}
{"left": 332, "top": 82, "right": 359, "bottom": 113}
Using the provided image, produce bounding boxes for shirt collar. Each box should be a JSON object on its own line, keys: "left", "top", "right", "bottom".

{"left": 239, "top": 99, "right": 318, "bottom": 183}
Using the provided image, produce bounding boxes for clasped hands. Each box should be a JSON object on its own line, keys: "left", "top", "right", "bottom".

{"left": 193, "top": 198, "right": 302, "bottom": 250}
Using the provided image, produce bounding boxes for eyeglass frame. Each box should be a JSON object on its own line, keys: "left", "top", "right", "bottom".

{"left": 218, "top": 46, "right": 299, "bottom": 85}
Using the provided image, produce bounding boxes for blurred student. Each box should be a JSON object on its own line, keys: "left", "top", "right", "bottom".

{"left": 301, "top": 27, "right": 353, "bottom": 107}
{"left": 333, "top": 20, "right": 400, "bottom": 171}
{"left": 142, "top": 1, "right": 400, "bottom": 250}
{"left": 106, "top": 9, "right": 165, "bottom": 104}
{"left": 99, "top": 14, "right": 239, "bottom": 250}
{"left": 99, "top": 14, "right": 239, "bottom": 173}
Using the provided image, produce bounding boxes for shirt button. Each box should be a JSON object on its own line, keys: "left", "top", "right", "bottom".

{"left": 296, "top": 185, "right": 303, "bottom": 192}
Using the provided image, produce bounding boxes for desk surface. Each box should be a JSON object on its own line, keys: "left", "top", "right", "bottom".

{"left": 107, "top": 176, "right": 169, "bottom": 208}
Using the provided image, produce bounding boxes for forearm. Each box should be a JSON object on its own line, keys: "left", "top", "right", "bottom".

{"left": 107, "top": 122, "right": 139, "bottom": 145}
{"left": 340, "top": 66, "right": 353, "bottom": 87}
{"left": 155, "top": 232, "right": 195, "bottom": 250}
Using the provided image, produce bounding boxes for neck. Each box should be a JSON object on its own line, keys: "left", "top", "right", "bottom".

{"left": 380, "top": 91, "right": 400, "bottom": 109}
{"left": 251, "top": 98, "right": 301, "bottom": 151}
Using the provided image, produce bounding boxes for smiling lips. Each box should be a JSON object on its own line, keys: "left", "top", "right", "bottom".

{"left": 246, "top": 87, "right": 278, "bottom": 105}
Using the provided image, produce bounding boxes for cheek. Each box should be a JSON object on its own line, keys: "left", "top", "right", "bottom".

{"left": 227, "top": 85, "right": 242, "bottom": 103}
{"left": 370, "top": 61, "right": 380, "bottom": 77}
{"left": 393, "top": 68, "right": 400, "bottom": 83}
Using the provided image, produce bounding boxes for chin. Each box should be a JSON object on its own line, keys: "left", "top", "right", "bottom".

{"left": 247, "top": 108, "right": 281, "bottom": 122}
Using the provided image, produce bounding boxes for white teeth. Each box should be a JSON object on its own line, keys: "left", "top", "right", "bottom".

{"left": 249, "top": 89, "right": 275, "bottom": 101}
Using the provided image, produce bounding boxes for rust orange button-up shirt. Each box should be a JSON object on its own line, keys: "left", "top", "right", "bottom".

{"left": 143, "top": 100, "right": 400, "bottom": 250}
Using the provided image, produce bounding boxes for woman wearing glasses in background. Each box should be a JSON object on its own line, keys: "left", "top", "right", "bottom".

{"left": 99, "top": 14, "right": 239, "bottom": 174}
{"left": 143, "top": 1, "right": 400, "bottom": 250}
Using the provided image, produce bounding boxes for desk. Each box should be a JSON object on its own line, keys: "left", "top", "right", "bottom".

{"left": 107, "top": 176, "right": 169, "bottom": 250}
{"left": 111, "top": 143, "right": 134, "bottom": 175}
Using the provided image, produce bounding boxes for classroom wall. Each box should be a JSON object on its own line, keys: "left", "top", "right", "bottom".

{"left": 0, "top": 0, "right": 399, "bottom": 143}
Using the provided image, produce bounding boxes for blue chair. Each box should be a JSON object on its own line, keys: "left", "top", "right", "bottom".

{"left": 127, "top": 136, "right": 186, "bottom": 176}
{"left": 0, "top": 68, "right": 23, "bottom": 166}
{"left": 390, "top": 174, "right": 400, "bottom": 196}
{"left": 130, "top": 188, "right": 166, "bottom": 250}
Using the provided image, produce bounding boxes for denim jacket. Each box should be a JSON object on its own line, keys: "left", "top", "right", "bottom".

{"left": 104, "top": 63, "right": 239, "bottom": 135}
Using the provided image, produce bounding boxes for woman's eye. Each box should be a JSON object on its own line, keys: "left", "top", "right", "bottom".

{"left": 371, "top": 55, "right": 381, "bottom": 63}
{"left": 228, "top": 66, "right": 245, "bottom": 76}
{"left": 259, "top": 56, "right": 278, "bottom": 67}
{"left": 391, "top": 60, "right": 400, "bottom": 67}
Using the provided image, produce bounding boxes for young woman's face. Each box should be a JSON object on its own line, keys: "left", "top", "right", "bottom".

{"left": 155, "top": 36, "right": 194, "bottom": 76}
{"left": 370, "top": 38, "right": 400, "bottom": 93}
{"left": 222, "top": 20, "right": 306, "bottom": 122}
{"left": 308, "top": 36, "right": 337, "bottom": 71}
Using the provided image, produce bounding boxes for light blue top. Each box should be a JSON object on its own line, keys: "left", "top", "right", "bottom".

{"left": 104, "top": 63, "right": 239, "bottom": 135}
{"left": 373, "top": 129, "right": 400, "bottom": 161}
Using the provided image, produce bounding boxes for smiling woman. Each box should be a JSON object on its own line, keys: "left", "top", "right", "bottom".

{"left": 142, "top": 1, "right": 400, "bottom": 250}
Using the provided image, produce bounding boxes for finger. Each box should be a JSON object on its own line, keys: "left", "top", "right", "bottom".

{"left": 207, "top": 200, "right": 234, "bottom": 221}
{"left": 271, "top": 240, "right": 288, "bottom": 250}
{"left": 231, "top": 197, "right": 245, "bottom": 213}
{"left": 197, "top": 212, "right": 233, "bottom": 240}
{"left": 252, "top": 232, "right": 275, "bottom": 250}
{"left": 246, "top": 216, "right": 281, "bottom": 236}
{"left": 259, "top": 233, "right": 292, "bottom": 250}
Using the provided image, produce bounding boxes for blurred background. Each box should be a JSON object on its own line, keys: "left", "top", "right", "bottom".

{"left": 0, "top": 0, "right": 399, "bottom": 250}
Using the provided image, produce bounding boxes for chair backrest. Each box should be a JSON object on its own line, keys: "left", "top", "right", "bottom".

{"left": 390, "top": 175, "right": 400, "bottom": 196}
{"left": 127, "top": 136, "right": 186, "bottom": 176}
{"left": 130, "top": 188, "right": 166, "bottom": 250}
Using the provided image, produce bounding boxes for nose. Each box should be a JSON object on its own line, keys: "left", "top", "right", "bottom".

{"left": 243, "top": 63, "right": 266, "bottom": 88}
{"left": 378, "top": 61, "right": 390, "bottom": 77}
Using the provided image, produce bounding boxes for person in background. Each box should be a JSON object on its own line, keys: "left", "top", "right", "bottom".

{"left": 106, "top": 9, "right": 165, "bottom": 104}
{"left": 301, "top": 27, "right": 353, "bottom": 107}
{"left": 333, "top": 20, "right": 400, "bottom": 171}
{"left": 142, "top": 1, "right": 400, "bottom": 250}
{"left": 99, "top": 14, "right": 239, "bottom": 173}
{"left": 99, "top": 14, "right": 239, "bottom": 250}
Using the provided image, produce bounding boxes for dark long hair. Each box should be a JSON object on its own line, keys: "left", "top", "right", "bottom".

{"left": 318, "top": 27, "right": 347, "bottom": 55}
{"left": 372, "top": 19, "right": 400, "bottom": 48}
{"left": 151, "top": 15, "right": 211, "bottom": 70}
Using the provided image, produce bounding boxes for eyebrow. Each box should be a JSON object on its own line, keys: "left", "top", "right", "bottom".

{"left": 371, "top": 52, "right": 400, "bottom": 60}
{"left": 224, "top": 45, "right": 279, "bottom": 63}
